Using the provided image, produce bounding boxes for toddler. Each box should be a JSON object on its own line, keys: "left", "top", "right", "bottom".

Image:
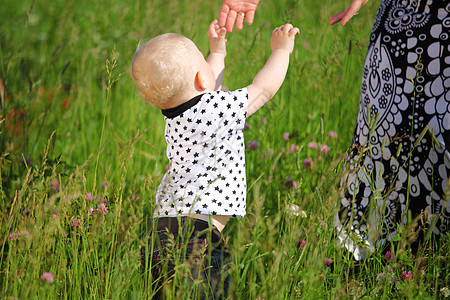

{"left": 132, "top": 20, "right": 299, "bottom": 299}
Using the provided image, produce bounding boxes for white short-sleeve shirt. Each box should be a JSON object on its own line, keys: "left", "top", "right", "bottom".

{"left": 154, "top": 88, "right": 249, "bottom": 218}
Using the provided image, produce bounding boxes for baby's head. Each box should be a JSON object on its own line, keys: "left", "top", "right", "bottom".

{"left": 132, "top": 33, "right": 214, "bottom": 108}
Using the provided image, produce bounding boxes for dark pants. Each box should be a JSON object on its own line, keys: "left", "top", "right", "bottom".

{"left": 141, "top": 217, "right": 232, "bottom": 299}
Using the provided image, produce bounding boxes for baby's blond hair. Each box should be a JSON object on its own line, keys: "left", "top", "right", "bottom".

{"left": 131, "top": 33, "right": 194, "bottom": 106}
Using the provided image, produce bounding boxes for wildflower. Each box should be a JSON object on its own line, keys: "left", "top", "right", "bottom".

{"left": 280, "top": 147, "right": 285, "bottom": 152}
{"left": 376, "top": 272, "right": 384, "bottom": 282}
{"left": 70, "top": 219, "right": 80, "bottom": 227}
{"left": 324, "top": 257, "right": 333, "bottom": 268}
{"left": 328, "top": 131, "right": 337, "bottom": 139}
{"left": 244, "top": 123, "right": 250, "bottom": 130}
{"left": 88, "top": 207, "right": 95, "bottom": 216}
{"left": 286, "top": 204, "right": 299, "bottom": 217}
{"left": 97, "top": 202, "right": 108, "bottom": 215}
{"left": 52, "top": 213, "right": 57, "bottom": 219}
{"left": 248, "top": 140, "right": 258, "bottom": 149}
{"left": 261, "top": 118, "right": 267, "bottom": 125}
{"left": 420, "top": 269, "right": 425, "bottom": 275}
{"left": 320, "top": 144, "right": 330, "bottom": 154}
{"left": 384, "top": 250, "right": 393, "bottom": 261}
{"left": 21, "top": 156, "right": 31, "bottom": 166}
{"left": 284, "top": 177, "right": 298, "bottom": 189}
{"left": 283, "top": 132, "right": 289, "bottom": 141}
{"left": 297, "top": 239, "right": 306, "bottom": 250}
{"left": 289, "top": 144, "right": 298, "bottom": 153}
{"left": 21, "top": 231, "right": 29, "bottom": 239}
{"left": 40, "top": 272, "right": 54, "bottom": 283}
{"left": 319, "top": 274, "right": 326, "bottom": 280}
{"left": 401, "top": 270, "right": 413, "bottom": 282}
{"left": 133, "top": 194, "right": 139, "bottom": 200}
{"left": 267, "top": 148, "right": 274, "bottom": 155}
{"left": 52, "top": 180, "right": 59, "bottom": 192}
{"left": 85, "top": 192, "right": 92, "bottom": 201}
{"left": 101, "top": 181, "right": 107, "bottom": 189}
{"left": 66, "top": 131, "right": 71, "bottom": 137}
{"left": 17, "top": 268, "right": 25, "bottom": 278}
{"left": 441, "top": 287, "right": 450, "bottom": 297}
{"left": 307, "top": 142, "right": 318, "bottom": 150}
{"left": 9, "top": 233, "right": 19, "bottom": 241}
{"left": 303, "top": 158, "right": 313, "bottom": 169}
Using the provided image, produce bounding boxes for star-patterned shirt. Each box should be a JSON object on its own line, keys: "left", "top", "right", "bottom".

{"left": 154, "top": 88, "right": 249, "bottom": 218}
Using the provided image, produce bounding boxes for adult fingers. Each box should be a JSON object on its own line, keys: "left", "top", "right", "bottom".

{"left": 218, "top": 4, "right": 230, "bottom": 28}
{"left": 225, "top": 10, "right": 238, "bottom": 33}
{"left": 341, "top": 0, "right": 368, "bottom": 26}
{"left": 235, "top": 12, "right": 245, "bottom": 30}
{"left": 329, "top": 10, "right": 346, "bottom": 26}
{"left": 245, "top": 10, "right": 255, "bottom": 25}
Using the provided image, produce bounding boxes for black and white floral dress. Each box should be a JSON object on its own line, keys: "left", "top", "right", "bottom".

{"left": 336, "top": 0, "right": 450, "bottom": 259}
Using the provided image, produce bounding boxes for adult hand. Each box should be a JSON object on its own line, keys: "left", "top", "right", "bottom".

{"left": 329, "top": 0, "right": 368, "bottom": 26}
{"left": 218, "top": 0, "right": 260, "bottom": 33}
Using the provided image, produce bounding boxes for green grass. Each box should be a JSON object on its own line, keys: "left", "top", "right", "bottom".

{"left": 1, "top": 0, "right": 449, "bottom": 299}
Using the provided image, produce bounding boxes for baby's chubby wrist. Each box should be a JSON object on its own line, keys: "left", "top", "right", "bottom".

{"left": 270, "top": 48, "right": 291, "bottom": 55}
{"left": 209, "top": 49, "right": 227, "bottom": 57}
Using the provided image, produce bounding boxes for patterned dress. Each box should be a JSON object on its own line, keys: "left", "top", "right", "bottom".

{"left": 336, "top": 0, "right": 450, "bottom": 258}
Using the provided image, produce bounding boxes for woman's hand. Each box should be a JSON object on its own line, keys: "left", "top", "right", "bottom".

{"left": 218, "top": 0, "right": 260, "bottom": 33}
{"left": 329, "top": 0, "right": 369, "bottom": 26}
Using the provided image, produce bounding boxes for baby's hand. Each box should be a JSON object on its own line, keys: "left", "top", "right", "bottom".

{"left": 208, "top": 20, "right": 227, "bottom": 55}
{"left": 270, "top": 24, "right": 299, "bottom": 54}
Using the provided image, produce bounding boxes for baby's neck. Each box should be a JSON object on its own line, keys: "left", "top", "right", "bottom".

{"left": 158, "top": 91, "right": 211, "bottom": 110}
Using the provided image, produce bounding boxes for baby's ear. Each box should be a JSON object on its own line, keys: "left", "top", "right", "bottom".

{"left": 195, "top": 71, "right": 207, "bottom": 91}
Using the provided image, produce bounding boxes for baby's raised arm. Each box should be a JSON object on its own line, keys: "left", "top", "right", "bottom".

{"left": 207, "top": 20, "right": 227, "bottom": 91}
{"left": 247, "top": 24, "right": 299, "bottom": 117}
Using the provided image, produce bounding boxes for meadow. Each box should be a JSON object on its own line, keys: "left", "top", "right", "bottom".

{"left": 1, "top": 0, "right": 449, "bottom": 298}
